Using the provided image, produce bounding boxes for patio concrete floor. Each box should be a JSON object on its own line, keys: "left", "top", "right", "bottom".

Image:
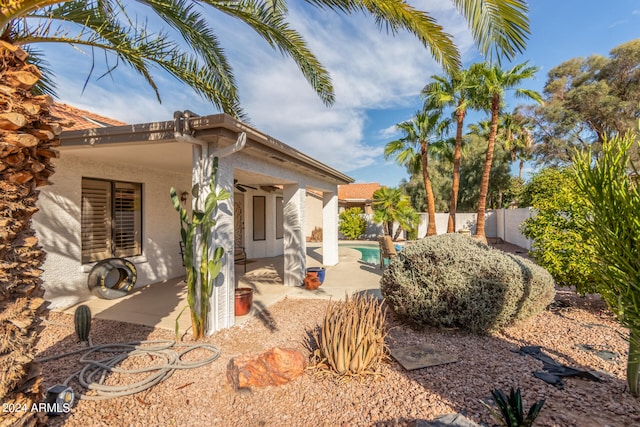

{"left": 60, "top": 243, "right": 384, "bottom": 334}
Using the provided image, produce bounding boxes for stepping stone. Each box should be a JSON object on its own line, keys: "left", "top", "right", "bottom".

{"left": 390, "top": 344, "right": 458, "bottom": 370}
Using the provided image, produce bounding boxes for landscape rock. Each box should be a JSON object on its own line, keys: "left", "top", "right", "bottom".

{"left": 226, "top": 347, "right": 305, "bottom": 389}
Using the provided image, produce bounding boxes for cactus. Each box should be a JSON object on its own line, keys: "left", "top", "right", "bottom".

{"left": 170, "top": 156, "right": 230, "bottom": 340}
{"left": 74, "top": 305, "right": 92, "bottom": 343}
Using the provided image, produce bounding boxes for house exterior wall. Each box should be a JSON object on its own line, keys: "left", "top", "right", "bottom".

{"left": 305, "top": 192, "right": 323, "bottom": 239}
{"left": 228, "top": 151, "right": 338, "bottom": 260}
{"left": 237, "top": 190, "right": 285, "bottom": 259}
{"left": 33, "top": 154, "right": 191, "bottom": 309}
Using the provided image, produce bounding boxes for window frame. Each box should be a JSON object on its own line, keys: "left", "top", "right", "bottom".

{"left": 81, "top": 177, "right": 143, "bottom": 263}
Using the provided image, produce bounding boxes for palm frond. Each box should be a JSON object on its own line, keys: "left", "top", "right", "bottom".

{"left": 140, "top": 0, "right": 238, "bottom": 107}
{"left": 452, "top": 0, "right": 529, "bottom": 63}
{"left": 213, "top": 0, "right": 335, "bottom": 106}
{"left": 23, "top": 46, "right": 57, "bottom": 96}
{"left": 19, "top": 1, "right": 245, "bottom": 116}
{"left": 305, "top": 0, "right": 460, "bottom": 72}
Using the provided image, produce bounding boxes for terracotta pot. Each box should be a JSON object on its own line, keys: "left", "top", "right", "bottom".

{"left": 304, "top": 274, "right": 321, "bottom": 290}
{"left": 235, "top": 287, "right": 254, "bottom": 316}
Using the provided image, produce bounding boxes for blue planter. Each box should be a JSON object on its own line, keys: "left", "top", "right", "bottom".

{"left": 306, "top": 267, "right": 326, "bottom": 284}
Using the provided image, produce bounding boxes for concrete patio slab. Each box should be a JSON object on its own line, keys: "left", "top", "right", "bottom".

{"left": 59, "top": 242, "right": 384, "bottom": 333}
{"left": 58, "top": 240, "right": 529, "bottom": 334}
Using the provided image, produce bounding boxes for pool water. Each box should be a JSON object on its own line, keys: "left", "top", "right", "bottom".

{"left": 350, "top": 246, "right": 380, "bottom": 265}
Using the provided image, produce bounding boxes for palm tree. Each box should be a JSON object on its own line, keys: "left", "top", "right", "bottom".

{"left": 472, "top": 62, "right": 542, "bottom": 242}
{"left": 385, "top": 108, "right": 450, "bottom": 236}
{"left": 422, "top": 67, "right": 482, "bottom": 232}
{"left": 0, "top": 0, "right": 531, "bottom": 418}
{"left": 393, "top": 203, "right": 421, "bottom": 241}
{"left": 372, "top": 187, "right": 409, "bottom": 238}
{"left": 498, "top": 109, "right": 535, "bottom": 179}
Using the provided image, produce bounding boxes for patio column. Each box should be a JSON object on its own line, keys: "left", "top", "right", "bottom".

{"left": 283, "top": 183, "right": 306, "bottom": 286}
{"left": 205, "top": 146, "right": 235, "bottom": 334}
{"left": 322, "top": 190, "right": 339, "bottom": 266}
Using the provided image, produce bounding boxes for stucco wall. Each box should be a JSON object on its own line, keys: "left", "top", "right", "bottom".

{"left": 34, "top": 153, "right": 191, "bottom": 309}
{"left": 305, "top": 192, "right": 323, "bottom": 239}
{"left": 496, "top": 207, "right": 534, "bottom": 249}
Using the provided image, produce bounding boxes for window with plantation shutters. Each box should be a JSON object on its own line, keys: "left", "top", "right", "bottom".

{"left": 81, "top": 178, "right": 142, "bottom": 263}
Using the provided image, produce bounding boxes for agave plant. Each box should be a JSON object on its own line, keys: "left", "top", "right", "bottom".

{"left": 480, "top": 387, "right": 545, "bottom": 427}
{"left": 170, "top": 156, "right": 230, "bottom": 340}
{"left": 310, "top": 293, "right": 387, "bottom": 377}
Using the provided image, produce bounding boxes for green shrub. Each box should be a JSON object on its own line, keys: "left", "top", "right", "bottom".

{"left": 339, "top": 207, "right": 368, "bottom": 240}
{"left": 520, "top": 167, "right": 598, "bottom": 294}
{"left": 380, "top": 234, "right": 555, "bottom": 333}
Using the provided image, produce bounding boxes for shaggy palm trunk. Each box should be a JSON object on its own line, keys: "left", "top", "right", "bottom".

{"left": 0, "top": 42, "right": 58, "bottom": 426}
{"left": 447, "top": 108, "right": 465, "bottom": 233}
{"left": 421, "top": 142, "right": 437, "bottom": 237}
{"left": 629, "top": 328, "right": 640, "bottom": 397}
{"left": 475, "top": 94, "right": 500, "bottom": 243}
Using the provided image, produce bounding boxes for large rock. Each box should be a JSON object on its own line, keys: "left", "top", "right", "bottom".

{"left": 227, "top": 347, "right": 305, "bottom": 389}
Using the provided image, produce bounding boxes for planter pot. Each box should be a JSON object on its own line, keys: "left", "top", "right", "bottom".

{"left": 304, "top": 274, "right": 321, "bottom": 290}
{"left": 306, "top": 267, "right": 326, "bottom": 284}
{"left": 235, "top": 287, "right": 254, "bottom": 316}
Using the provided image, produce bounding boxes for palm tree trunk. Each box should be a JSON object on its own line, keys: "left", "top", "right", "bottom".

{"left": 475, "top": 94, "right": 500, "bottom": 243}
{"left": 519, "top": 158, "right": 524, "bottom": 180}
{"left": 421, "top": 142, "right": 437, "bottom": 237}
{"left": 0, "top": 43, "right": 57, "bottom": 424}
{"left": 392, "top": 226, "right": 402, "bottom": 241}
{"left": 447, "top": 108, "right": 465, "bottom": 233}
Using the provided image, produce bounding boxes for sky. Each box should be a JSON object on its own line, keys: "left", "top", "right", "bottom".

{"left": 47, "top": 1, "right": 640, "bottom": 187}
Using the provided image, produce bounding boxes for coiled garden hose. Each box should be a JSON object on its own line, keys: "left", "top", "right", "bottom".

{"left": 36, "top": 340, "right": 221, "bottom": 401}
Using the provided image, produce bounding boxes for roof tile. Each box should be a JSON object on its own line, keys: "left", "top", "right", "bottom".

{"left": 338, "top": 183, "right": 382, "bottom": 200}
{"left": 49, "top": 103, "right": 126, "bottom": 131}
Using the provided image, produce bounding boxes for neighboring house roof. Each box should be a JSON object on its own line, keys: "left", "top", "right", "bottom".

{"left": 338, "top": 183, "right": 381, "bottom": 201}
{"left": 50, "top": 103, "right": 126, "bottom": 131}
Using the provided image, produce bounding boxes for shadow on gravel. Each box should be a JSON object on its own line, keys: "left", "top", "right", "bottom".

{"left": 380, "top": 298, "right": 635, "bottom": 427}
{"left": 35, "top": 314, "right": 160, "bottom": 426}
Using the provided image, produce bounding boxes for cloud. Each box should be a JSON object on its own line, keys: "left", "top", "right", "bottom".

{"left": 50, "top": 1, "right": 475, "bottom": 175}
{"left": 378, "top": 124, "right": 400, "bottom": 139}
{"left": 224, "top": 1, "right": 473, "bottom": 172}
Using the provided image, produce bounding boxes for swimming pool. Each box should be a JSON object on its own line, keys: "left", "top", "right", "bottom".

{"left": 343, "top": 243, "right": 402, "bottom": 265}
{"left": 351, "top": 246, "right": 380, "bottom": 264}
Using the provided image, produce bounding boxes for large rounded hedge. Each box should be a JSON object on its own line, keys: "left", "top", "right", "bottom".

{"left": 380, "top": 234, "right": 555, "bottom": 333}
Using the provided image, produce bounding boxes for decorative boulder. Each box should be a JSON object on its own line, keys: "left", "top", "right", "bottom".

{"left": 227, "top": 347, "right": 305, "bottom": 389}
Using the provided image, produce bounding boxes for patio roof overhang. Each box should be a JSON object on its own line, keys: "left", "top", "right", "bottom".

{"left": 59, "top": 113, "right": 354, "bottom": 186}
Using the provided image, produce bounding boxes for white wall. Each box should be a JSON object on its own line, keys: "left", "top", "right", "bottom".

{"left": 496, "top": 208, "right": 534, "bottom": 249}
{"left": 34, "top": 154, "right": 191, "bottom": 309}
{"left": 305, "top": 192, "right": 323, "bottom": 239}
{"left": 237, "top": 190, "right": 285, "bottom": 259}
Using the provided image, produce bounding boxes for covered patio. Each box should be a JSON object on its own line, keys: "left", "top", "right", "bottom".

{"left": 60, "top": 244, "right": 384, "bottom": 333}
{"left": 36, "top": 112, "right": 353, "bottom": 334}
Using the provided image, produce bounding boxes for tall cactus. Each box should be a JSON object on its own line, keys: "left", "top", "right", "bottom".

{"left": 573, "top": 132, "right": 640, "bottom": 396}
{"left": 171, "top": 156, "right": 230, "bottom": 340}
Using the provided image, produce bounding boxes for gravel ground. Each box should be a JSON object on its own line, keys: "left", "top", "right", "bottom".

{"left": 36, "top": 289, "right": 639, "bottom": 427}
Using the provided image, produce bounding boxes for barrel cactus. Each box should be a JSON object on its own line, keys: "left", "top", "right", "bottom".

{"left": 74, "top": 305, "right": 92, "bottom": 343}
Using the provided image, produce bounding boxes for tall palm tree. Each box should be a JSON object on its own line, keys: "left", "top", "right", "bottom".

{"left": 472, "top": 61, "right": 542, "bottom": 242}
{"left": 422, "top": 67, "right": 482, "bottom": 232}
{"left": 384, "top": 108, "right": 450, "bottom": 236}
{"left": 0, "top": 0, "right": 531, "bottom": 419}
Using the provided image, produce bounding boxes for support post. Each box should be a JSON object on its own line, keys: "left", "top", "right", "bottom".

{"left": 322, "top": 190, "right": 339, "bottom": 266}
{"left": 283, "top": 184, "right": 306, "bottom": 286}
